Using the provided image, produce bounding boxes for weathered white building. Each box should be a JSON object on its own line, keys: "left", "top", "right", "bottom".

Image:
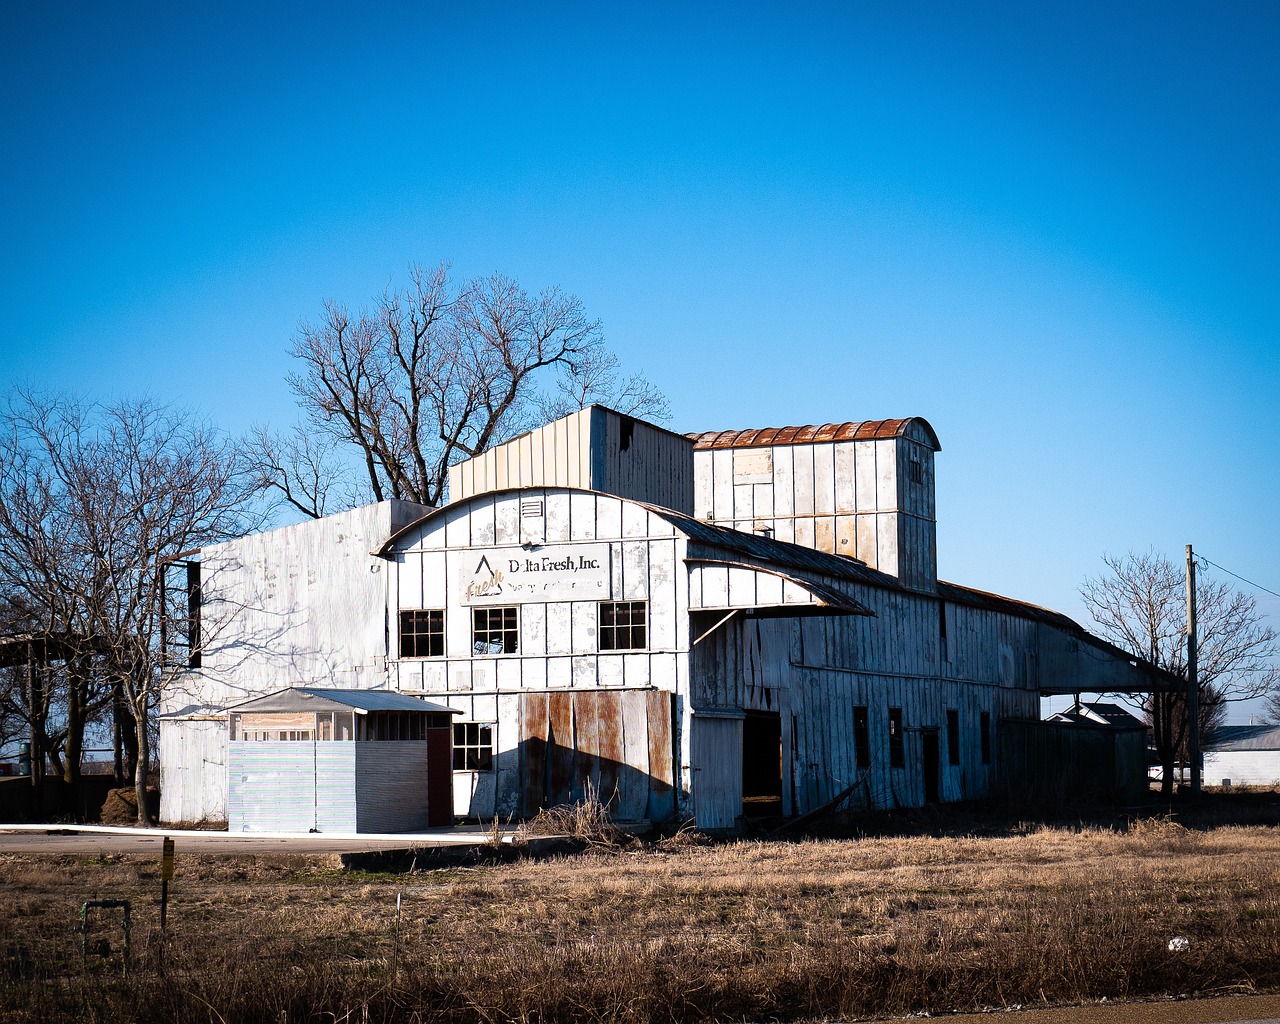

{"left": 160, "top": 406, "right": 1170, "bottom": 829}
{"left": 1203, "top": 725, "right": 1280, "bottom": 787}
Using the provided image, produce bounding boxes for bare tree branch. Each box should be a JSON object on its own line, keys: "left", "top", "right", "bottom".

{"left": 0, "top": 390, "right": 263, "bottom": 822}
{"left": 1080, "top": 549, "right": 1280, "bottom": 795}
{"left": 257, "top": 261, "right": 669, "bottom": 514}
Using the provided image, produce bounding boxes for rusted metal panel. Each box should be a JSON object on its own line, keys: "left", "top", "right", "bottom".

{"left": 521, "top": 692, "right": 549, "bottom": 814}
{"left": 646, "top": 690, "right": 675, "bottom": 820}
{"left": 572, "top": 691, "right": 601, "bottom": 802}
{"left": 547, "top": 691, "right": 574, "bottom": 806}
{"left": 595, "top": 691, "right": 624, "bottom": 809}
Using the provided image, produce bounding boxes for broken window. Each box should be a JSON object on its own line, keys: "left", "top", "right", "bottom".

{"left": 472, "top": 606, "right": 518, "bottom": 655}
{"left": 599, "top": 601, "right": 647, "bottom": 651}
{"left": 399, "top": 609, "right": 445, "bottom": 658}
{"left": 453, "top": 722, "right": 494, "bottom": 771}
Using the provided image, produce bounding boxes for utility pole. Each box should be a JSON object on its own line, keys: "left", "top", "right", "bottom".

{"left": 1186, "top": 544, "right": 1201, "bottom": 796}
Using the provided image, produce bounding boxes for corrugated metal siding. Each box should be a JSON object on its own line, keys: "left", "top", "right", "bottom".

{"left": 447, "top": 407, "right": 695, "bottom": 514}
{"left": 517, "top": 689, "right": 674, "bottom": 821}
{"left": 691, "top": 436, "right": 937, "bottom": 587}
{"left": 691, "top": 716, "right": 742, "bottom": 828}
{"left": 228, "top": 742, "right": 334, "bottom": 832}
{"left": 174, "top": 500, "right": 429, "bottom": 713}
{"left": 354, "top": 742, "right": 432, "bottom": 832}
{"left": 159, "top": 719, "right": 227, "bottom": 824}
{"left": 1204, "top": 751, "right": 1280, "bottom": 786}
{"left": 227, "top": 741, "right": 433, "bottom": 833}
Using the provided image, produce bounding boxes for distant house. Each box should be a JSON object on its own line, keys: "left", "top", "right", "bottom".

{"left": 1046, "top": 701, "right": 1147, "bottom": 731}
{"left": 1203, "top": 724, "right": 1280, "bottom": 787}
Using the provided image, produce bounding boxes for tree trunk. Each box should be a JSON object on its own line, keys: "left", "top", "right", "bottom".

{"left": 114, "top": 681, "right": 138, "bottom": 785}
{"left": 133, "top": 697, "right": 153, "bottom": 826}
{"left": 63, "top": 663, "right": 85, "bottom": 793}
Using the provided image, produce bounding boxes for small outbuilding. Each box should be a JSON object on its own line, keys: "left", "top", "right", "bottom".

{"left": 1203, "top": 725, "right": 1280, "bottom": 787}
{"left": 1046, "top": 701, "right": 1147, "bottom": 730}
{"left": 227, "top": 688, "right": 457, "bottom": 833}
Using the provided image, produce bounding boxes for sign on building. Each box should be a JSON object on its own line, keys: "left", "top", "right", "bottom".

{"left": 456, "top": 544, "right": 613, "bottom": 604}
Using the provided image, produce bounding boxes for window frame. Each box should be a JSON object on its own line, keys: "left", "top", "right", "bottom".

{"left": 452, "top": 721, "right": 495, "bottom": 772}
{"left": 946, "top": 708, "right": 960, "bottom": 766}
{"left": 598, "top": 600, "right": 648, "bottom": 651}
{"left": 888, "top": 707, "right": 905, "bottom": 769}
{"left": 399, "top": 608, "right": 445, "bottom": 659}
{"left": 471, "top": 606, "right": 519, "bottom": 656}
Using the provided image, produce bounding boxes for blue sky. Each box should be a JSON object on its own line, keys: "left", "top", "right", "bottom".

{"left": 2, "top": 2, "right": 1277, "bottom": 716}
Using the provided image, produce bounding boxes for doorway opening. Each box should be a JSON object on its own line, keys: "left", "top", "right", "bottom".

{"left": 742, "top": 710, "right": 783, "bottom": 816}
{"left": 922, "top": 729, "right": 941, "bottom": 804}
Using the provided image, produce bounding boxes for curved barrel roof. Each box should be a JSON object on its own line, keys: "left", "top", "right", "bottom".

{"left": 688, "top": 417, "right": 941, "bottom": 452}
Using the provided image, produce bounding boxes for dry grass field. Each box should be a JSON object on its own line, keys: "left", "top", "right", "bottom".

{"left": 4, "top": 812, "right": 1280, "bottom": 1023}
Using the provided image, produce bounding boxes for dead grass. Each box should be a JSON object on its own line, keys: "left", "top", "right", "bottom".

{"left": 3, "top": 823, "right": 1280, "bottom": 1022}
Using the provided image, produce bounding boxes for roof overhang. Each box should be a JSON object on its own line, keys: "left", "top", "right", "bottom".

{"left": 686, "top": 558, "right": 874, "bottom": 617}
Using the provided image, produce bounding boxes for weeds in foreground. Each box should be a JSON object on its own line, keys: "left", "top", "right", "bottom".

{"left": 517, "top": 782, "right": 634, "bottom": 847}
{"left": 4, "top": 822, "right": 1280, "bottom": 1022}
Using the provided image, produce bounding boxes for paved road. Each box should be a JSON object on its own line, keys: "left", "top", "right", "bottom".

{"left": 867, "top": 994, "right": 1280, "bottom": 1023}
{"left": 0, "top": 822, "right": 521, "bottom": 855}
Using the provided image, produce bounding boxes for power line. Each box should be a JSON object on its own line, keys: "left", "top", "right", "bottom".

{"left": 1195, "top": 554, "right": 1280, "bottom": 600}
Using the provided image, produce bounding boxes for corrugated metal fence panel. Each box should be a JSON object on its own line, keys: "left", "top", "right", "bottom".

{"left": 160, "top": 719, "right": 228, "bottom": 824}
{"left": 227, "top": 742, "right": 321, "bottom": 832}
{"left": 314, "top": 744, "right": 358, "bottom": 832}
{"left": 354, "top": 742, "right": 432, "bottom": 833}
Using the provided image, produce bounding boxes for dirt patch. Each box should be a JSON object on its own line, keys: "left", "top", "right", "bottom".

{"left": 98, "top": 787, "right": 159, "bottom": 825}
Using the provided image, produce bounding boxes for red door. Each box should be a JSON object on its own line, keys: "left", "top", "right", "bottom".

{"left": 426, "top": 727, "right": 454, "bottom": 827}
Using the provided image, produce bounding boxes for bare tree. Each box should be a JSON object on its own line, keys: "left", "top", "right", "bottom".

{"left": 0, "top": 391, "right": 261, "bottom": 823}
{"left": 251, "top": 262, "right": 669, "bottom": 517}
{"left": 1081, "top": 549, "right": 1280, "bottom": 796}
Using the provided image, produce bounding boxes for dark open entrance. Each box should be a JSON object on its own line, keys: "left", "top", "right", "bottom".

{"left": 742, "top": 710, "right": 783, "bottom": 816}
{"left": 922, "top": 729, "right": 941, "bottom": 804}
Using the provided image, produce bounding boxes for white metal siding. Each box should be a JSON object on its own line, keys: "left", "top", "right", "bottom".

{"left": 692, "top": 437, "right": 937, "bottom": 586}
{"left": 159, "top": 719, "right": 227, "bottom": 824}
{"left": 447, "top": 407, "right": 695, "bottom": 514}
{"left": 1204, "top": 750, "right": 1280, "bottom": 787}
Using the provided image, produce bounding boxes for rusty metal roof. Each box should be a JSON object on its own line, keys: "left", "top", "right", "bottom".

{"left": 689, "top": 418, "right": 941, "bottom": 452}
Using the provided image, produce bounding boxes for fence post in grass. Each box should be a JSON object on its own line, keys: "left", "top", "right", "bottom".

{"left": 394, "top": 891, "right": 402, "bottom": 981}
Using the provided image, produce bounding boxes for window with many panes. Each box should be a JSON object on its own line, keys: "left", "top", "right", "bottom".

{"left": 888, "top": 707, "right": 905, "bottom": 768}
{"left": 453, "top": 722, "right": 494, "bottom": 771}
{"left": 399, "top": 609, "right": 444, "bottom": 658}
{"left": 599, "top": 601, "right": 647, "bottom": 651}
{"left": 472, "top": 606, "right": 518, "bottom": 655}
